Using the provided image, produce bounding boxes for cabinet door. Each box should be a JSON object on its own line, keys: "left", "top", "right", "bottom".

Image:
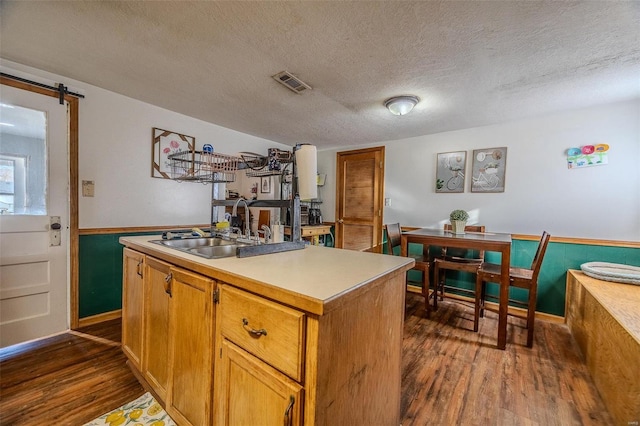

{"left": 122, "top": 248, "right": 144, "bottom": 369}
{"left": 167, "top": 268, "right": 215, "bottom": 426}
{"left": 143, "top": 256, "right": 172, "bottom": 401}
{"left": 215, "top": 340, "right": 303, "bottom": 426}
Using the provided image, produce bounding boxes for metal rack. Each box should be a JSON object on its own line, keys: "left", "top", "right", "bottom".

{"left": 166, "top": 146, "right": 305, "bottom": 242}
{"left": 210, "top": 146, "right": 304, "bottom": 242}
{"left": 241, "top": 148, "right": 293, "bottom": 178}
{"left": 169, "top": 151, "right": 239, "bottom": 183}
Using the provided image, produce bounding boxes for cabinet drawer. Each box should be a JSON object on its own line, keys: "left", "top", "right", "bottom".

{"left": 219, "top": 285, "right": 305, "bottom": 381}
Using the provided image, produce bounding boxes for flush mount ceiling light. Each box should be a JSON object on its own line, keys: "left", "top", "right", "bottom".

{"left": 384, "top": 95, "right": 419, "bottom": 116}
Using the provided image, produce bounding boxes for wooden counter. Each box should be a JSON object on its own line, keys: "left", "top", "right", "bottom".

{"left": 120, "top": 235, "right": 414, "bottom": 426}
{"left": 284, "top": 225, "right": 332, "bottom": 245}
{"left": 565, "top": 270, "right": 640, "bottom": 425}
{"left": 120, "top": 235, "right": 410, "bottom": 315}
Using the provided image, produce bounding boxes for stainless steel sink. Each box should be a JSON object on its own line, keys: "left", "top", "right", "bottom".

{"left": 149, "top": 237, "right": 252, "bottom": 259}
{"left": 154, "top": 237, "right": 240, "bottom": 249}
{"left": 188, "top": 245, "right": 240, "bottom": 258}
{"left": 149, "top": 236, "right": 306, "bottom": 259}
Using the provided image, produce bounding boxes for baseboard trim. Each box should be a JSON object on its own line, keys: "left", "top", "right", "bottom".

{"left": 78, "top": 309, "right": 122, "bottom": 328}
{"left": 406, "top": 285, "right": 565, "bottom": 323}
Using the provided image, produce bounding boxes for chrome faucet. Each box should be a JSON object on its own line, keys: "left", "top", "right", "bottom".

{"left": 259, "top": 225, "right": 272, "bottom": 244}
{"left": 232, "top": 198, "right": 251, "bottom": 238}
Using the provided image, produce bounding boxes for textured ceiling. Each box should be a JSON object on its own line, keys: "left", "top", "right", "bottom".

{"left": 1, "top": 1, "right": 639, "bottom": 149}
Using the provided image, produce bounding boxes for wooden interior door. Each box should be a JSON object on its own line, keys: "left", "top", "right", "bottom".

{"left": 334, "top": 147, "right": 385, "bottom": 251}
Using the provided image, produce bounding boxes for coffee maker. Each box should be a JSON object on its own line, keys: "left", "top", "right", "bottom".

{"left": 309, "top": 207, "right": 322, "bottom": 225}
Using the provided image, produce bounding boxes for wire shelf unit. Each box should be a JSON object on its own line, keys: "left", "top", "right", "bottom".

{"left": 245, "top": 169, "right": 293, "bottom": 178}
{"left": 169, "top": 151, "right": 239, "bottom": 183}
{"left": 241, "top": 148, "right": 293, "bottom": 177}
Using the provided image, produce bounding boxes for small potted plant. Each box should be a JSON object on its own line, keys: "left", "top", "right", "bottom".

{"left": 449, "top": 209, "right": 469, "bottom": 235}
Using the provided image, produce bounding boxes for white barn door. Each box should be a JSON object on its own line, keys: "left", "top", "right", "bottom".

{"left": 0, "top": 83, "right": 69, "bottom": 348}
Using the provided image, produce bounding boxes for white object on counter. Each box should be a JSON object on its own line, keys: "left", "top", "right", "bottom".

{"left": 296, "top": 144, "right": 317, "bottom": 200}
{"left": 272, "top": 223, "right": 284, "bottom": 243}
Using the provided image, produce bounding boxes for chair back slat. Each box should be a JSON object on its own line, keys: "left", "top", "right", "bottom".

{"left": 443, "top": 224, "right": 486, "bottom": 259}
{"left": 530, "top": 231, "right": 551, "bottom": 281}
{"left": 385, "top": 223, "right": 402, "bottom": 255}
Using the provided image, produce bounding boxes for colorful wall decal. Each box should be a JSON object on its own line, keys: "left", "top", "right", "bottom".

{"left": 567, "top": 144, "right": 609, "bottom": 169}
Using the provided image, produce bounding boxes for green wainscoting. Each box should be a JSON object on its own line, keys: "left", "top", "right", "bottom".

{"left": 80, "top": 231, "right": 639, "bottom": 319}
{"left": 79, "top": 228, "right": 337, "bottom": 319}
{"left": 79, "top": 232, "right": 157, "bottom": 318}
{"left": 390, "top": 235, "right": 640, "bottom": 318}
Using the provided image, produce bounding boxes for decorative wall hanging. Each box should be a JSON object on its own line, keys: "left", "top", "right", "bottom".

{"left": 152, "top": 128, "right": 195, "bottom": 179}
{"left": 567, "top": 144, "right": 609, "bottom": 169}
{"left": 435, "top": 151, "right": 466, "bottom": 193}
{"left": 471, "top": 147, "right": 507, "bottom": 193}
{"left": 260, "top": 176, "right": 271, "bottom": 193}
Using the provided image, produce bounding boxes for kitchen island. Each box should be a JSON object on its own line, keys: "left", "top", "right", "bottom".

{"left": 119, "top": 235, "right": 414, "bottom": 426}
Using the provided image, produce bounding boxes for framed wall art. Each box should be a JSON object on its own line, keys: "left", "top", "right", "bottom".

{"left": 152, "top": 127, "right": 195, "bottom": 179}
{"left": 436, "top": 151, "right": 467, "bottom": 193}
{"left": 261, "top": 176, "right": 271, "bottom": 193}
{"left": 471, "top": 147, "right": 507, "bottom": 193}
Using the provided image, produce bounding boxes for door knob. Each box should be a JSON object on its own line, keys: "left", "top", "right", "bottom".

{"left": 50, "top": 216, "right": 62, "bottom": 246}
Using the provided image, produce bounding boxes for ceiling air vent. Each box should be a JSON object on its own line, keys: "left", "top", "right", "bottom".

{"left": 272, "top": 71, "right": 312, "bottom": 94}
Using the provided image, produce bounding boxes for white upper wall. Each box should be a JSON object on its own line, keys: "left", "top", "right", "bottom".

{"left": 318, "top": 99, "right": 640, "bottom": 241}
{"left": 1, "top": 61, "right": 289, "bottom": 228}
{"left": 3, "top": 61, "right": 638, "bottom": 240}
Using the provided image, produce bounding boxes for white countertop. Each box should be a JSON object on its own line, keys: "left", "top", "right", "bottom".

{"left": 120, "top": 235, "right": 414, "bottom": 315}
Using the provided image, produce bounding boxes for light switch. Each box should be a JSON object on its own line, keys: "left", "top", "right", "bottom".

{"left": 385, "top": 198, "right": 391, "bottom": 206}
{"left": 82, "top": 180, "right": 95, "bottom": 197}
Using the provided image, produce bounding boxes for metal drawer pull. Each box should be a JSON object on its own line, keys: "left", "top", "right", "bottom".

{"left": 164, "top": 273, "right": 172, "bottom": 297}
{"left": 242, "top": 318, "right": 267, "bottom": 337}
{"left": 136, "top": 260, "right": 143, "bottom": 277}
{"left": 283, "top": 395, "right": 294, "bottom": 426}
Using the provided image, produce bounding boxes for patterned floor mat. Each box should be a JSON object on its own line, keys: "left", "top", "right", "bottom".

{"left": 84, "top": 392, "right": 176, "bottom": 426}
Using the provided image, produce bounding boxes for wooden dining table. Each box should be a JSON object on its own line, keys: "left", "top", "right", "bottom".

{"left": 401, "top": 228, "right": 512, "bottom": 350}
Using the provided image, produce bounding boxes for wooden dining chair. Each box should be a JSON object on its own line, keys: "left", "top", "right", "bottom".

{"left": 475, "top": 231, "right": 551, "bottom": 347}
{"left": 432, "top": 224, "right": 485, "bottom": 331}
{"left": 385, "top": 223, "right": 432, "bottom": 316}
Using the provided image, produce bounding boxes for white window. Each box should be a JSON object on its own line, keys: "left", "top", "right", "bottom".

{"left": 0, "top": 104, "right": 47, "bottom": 215}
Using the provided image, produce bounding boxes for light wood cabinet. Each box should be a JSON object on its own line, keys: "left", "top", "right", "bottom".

{"left": 122, "top": 248, "right": 144, "bottom": 370}
{"left": 214, "top": 285, "right": 305, "bottom": 425}
{"left": 142, "top": 256, "right": 172, "bottom": 402}
{"left": 566, "top": 271, "right": 640, "bottom": 425}
{"left": 213, "top": 278, "right": 405, "bottom": 426}
{"left": 122, "top": 249, "right": 216, "bottom": 426}
{"left": 216, "top": 339, "right": 303, "bottom": 426}
{"left": 166, "top": 268, "right": 215, "bottom": 426}
{"left": 120, "top": 238, "right": 410, "bottom": 426}
{"left": 217, "top": 285, "right": 305, "bottom": 380}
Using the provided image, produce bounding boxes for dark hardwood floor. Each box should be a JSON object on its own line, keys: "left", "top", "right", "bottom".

{"left": 0, "top": 292, "right": 613, "bottom": 425}
{"left": 0, "top": 320, "right": 143, "bottom": 425}
{"left": 402, "top": 292, "right": 612, "bottom": 425}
